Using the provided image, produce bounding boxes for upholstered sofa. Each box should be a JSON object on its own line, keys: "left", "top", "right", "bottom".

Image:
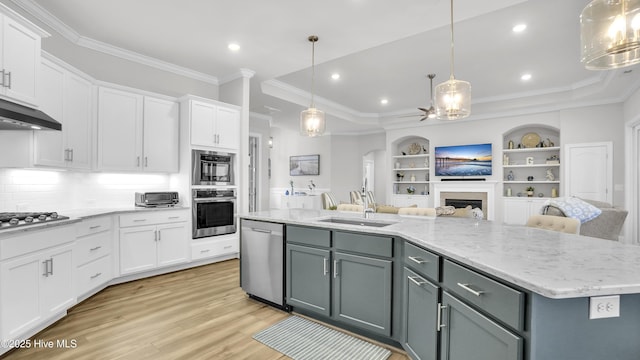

{"left": 541, "top": 198, "right": 628, "bottom": 241}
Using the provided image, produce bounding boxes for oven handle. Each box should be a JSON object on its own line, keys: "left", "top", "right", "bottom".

{"left": 193, "top": 197, "right": 236, "bottom": 202}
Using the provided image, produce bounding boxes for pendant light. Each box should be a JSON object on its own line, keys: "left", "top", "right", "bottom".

{"left": 434, "top": 0, "right": 471, "bottom": 120}
{"left": 581, "top": 0, "right": 640, "bottom": 70}
{"left": 300, "top": 35, "right": 326, "bottom": 137}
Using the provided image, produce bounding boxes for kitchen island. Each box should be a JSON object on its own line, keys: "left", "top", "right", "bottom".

{"left": 240, "top": 209, "right": 640, "bottom": 360}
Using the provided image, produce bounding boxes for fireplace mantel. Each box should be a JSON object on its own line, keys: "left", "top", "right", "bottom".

{"left": 433, "top": 181, "right": 497, "bottom": 220}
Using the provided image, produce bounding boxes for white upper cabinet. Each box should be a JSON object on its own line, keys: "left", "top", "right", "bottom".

{"left": 143, "top": 96, "right": 179, "bottom": 172}
{"left": 34, "top": 58, "right": 93, "bottom": 170}
{"left": 97, "top": 86, "right": 143, "bottom": 171}
{"left": 97, "top": 86, "right": 178, "bottom": 172}
{"left": 0, "top": 12, "right": 45, "bottom": 106}
{"left": 185, "top": 97, "right": 240, "bottom": 151}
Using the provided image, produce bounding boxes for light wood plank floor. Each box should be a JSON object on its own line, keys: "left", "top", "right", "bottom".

{"left": 2, "top": 259, "right": 408, "bottom": 360}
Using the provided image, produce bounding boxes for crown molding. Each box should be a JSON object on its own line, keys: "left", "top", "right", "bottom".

{"left": 219, "top": 68, "right": 256, "bottom": 84}
{"left": 10, "top": 0, "right": 219, "bottom": 85}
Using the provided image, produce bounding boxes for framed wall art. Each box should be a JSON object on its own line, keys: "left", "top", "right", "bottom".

{"left": 290, "top": 154, "right": 320, "bottom": 176}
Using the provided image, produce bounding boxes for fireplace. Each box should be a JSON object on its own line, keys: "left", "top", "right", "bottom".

{"left": 432, "top": 181, "right": 497, "bottom": 220}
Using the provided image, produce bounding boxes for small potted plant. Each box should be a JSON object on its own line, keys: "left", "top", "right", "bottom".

{"left": 407, "top": 185, "right": 416, "bottom": 194}
{"left": 526, "top": 186, "right": 535, "bottom": 197}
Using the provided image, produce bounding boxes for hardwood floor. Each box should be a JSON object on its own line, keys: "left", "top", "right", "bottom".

{"left": 2, "top": 259, "right": 408, "bottom": 360}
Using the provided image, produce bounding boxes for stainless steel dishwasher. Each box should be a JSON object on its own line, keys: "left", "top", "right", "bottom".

{"left": 240, "top": 219, "right": 286, "bottom": 309}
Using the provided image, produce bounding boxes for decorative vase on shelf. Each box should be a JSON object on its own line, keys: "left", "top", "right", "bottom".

{"left": 410, "top": 174, "right": 416, "bottom": 182}
{"left": 507, "top": 171, "right": 514, "bottom": 181}
{"left": 395, "top": 161, "right": 400, "bottom": 169}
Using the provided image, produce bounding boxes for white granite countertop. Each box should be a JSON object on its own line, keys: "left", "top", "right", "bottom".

{"left": 241, "top": 209, "right": 640, "bottom": 299}
{"left": 0, "top": 206, "right": 189, "bottom": 237}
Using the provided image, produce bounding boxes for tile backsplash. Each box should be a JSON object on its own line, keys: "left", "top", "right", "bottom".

{"left": 0, "top": 169, "right": 172, "bottom": 211}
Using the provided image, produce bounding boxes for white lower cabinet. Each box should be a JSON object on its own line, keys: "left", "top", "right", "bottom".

{"left": 0, "top": 225, "right": 75, "bottom": 343}
{"left": 191, "top": 234, "right": 239, "bottom": 261}
{"left": 393, "top": 194, "right": 428, "bottom": 208}
{"left": 74, "top": 216, "right": 112, "bottom": 298}
{"left": 503, "top": 198, "right": 547, "bottom": 225}
{"left": 118, "top": 210, "right": 189, "bottom": 276}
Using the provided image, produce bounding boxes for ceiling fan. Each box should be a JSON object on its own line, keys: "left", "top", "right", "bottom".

{"left": 400, "top": 74, "right": 437, "bottom": 121}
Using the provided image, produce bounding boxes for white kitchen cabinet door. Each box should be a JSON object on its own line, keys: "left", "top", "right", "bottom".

{"left": 0, "top": 252, "right": 42, "bottom": 339}
{"left": 0, "top": 243, "right": 74, "bottom": 340}
{"left": 39, "top": 243, "right": 75, "bottom": 318}
{"left": 156, "top": 223, "right": 189, "bottom": 267}
{"left": 190, "top": 100, "right": 216, "bottom": 147}
{"left": 0, "top": 16, "right": 40, "bottom": 106}
{"left": 97, "top": 87, "right": 143, "bottom": 171}
{"left": 34, "top": 59, "right": 65, "bottom": 167}
{"left": 63, "top": 72, "right": 93, "bottom": 170}
{"left": 119, "top": 225, "right": 157, "bottom": 275}
{"left": 143, "top": 97, "right": 178, "bottom": 172}
{"left": 34, "top": 60, "right": 93, "bottom": 170}
{"left": 503, "top": 198, "right": 547, "bottom": 225}
{"left": 215, "top": 106, "right": 240, "bottom": 150}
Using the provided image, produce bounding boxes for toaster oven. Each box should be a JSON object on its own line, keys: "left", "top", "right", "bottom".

{"left": 135, "top": 192, "right": 179, "bottom": 207}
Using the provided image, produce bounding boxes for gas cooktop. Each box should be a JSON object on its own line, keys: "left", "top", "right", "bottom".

{"left": 0, "top": 212, "right": 69, "bottom": 230}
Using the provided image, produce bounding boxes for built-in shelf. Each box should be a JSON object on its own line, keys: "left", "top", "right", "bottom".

{"left": 503, "top": 146, "right": 560, "bottom": 153}
{"left": 395, "top": 167, "right": 429, "bottom": 171}
{"left": 503, "top": 164, "right": 560, "bottom": 168}
{"left": 504, "top": 181, "right": 561, "bottom": 184}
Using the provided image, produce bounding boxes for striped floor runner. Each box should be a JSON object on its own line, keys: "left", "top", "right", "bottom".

{"left": 253, "top": 315, "right": 391, "bottom": 360}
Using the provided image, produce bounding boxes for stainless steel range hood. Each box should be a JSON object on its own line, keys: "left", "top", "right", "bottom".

{"left": 0, "top": 98, "right": 61, "bottom": 131}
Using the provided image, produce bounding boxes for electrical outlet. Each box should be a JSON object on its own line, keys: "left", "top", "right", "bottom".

{"left": 589, "top": 295, "right": 620, "bottom": 319}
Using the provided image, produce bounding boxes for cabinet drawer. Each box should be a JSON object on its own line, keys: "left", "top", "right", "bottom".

{"left": 286, "top": 225, "right": 330, "bottom": 248}
{"left": 75, "top": 230, "right": 111, "bottom": 267}
{"left": 119, "top": 210, "right": 188, "bottom": 227}
{"left": 0, "top": 225, "right": 75, "bottom": 260}
{"left": 404, "top": 242, "right": 440, "bottom": 281}
{"left": 76, "top": 255, "right": 112, "bottom": 297}
{"left": 334, "top": 231, "right": 392, "bottom": 258}
{"left": 443, "top": 260, "right": 525, "bottom": 331}
{"left": 191, "top": 237, "right": 238, "bottom": 261}
{"left": 76, "top": 216, "right": 112, "bottom": 237}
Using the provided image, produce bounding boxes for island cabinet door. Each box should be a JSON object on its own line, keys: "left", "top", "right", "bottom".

{"left": 403, "top": 267, "right": 439, "bottom": 360}
{"left": 332, "top": 251, "right": 392, "bottom": 337}
{"left": 285, "top": 244, "right": 330, "bottom": 317}
{"left": 440, "top": 291, "right": 523, "bottom": 360}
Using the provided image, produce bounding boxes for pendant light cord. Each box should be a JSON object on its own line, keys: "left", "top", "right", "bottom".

{"left": 310, "top": 37, "right": 316, "bottom": 108}
{"left": 449, "top": 0, "right": 455, "bottom": 80}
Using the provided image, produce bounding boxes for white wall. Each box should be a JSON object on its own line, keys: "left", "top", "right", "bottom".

{"left": 0, "top": 169, "right": 172, "bottom": 211}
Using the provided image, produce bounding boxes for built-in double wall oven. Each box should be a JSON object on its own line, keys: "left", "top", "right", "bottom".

{"left": 191, "top": 149, "right": 237, "bottom": 239}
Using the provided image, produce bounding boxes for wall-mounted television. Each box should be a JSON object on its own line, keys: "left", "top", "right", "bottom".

{"left": 434, "top": 143, "right": 492, "bottom": 177}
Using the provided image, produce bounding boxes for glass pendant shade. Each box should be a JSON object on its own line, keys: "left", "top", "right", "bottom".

{"left": 300, "top": 107, "right": 325, "bottom": 137}
{"left": 434, "top": 77, "right": 471, "bottom": 120}
{"left": 581, "top": 0, "right": 640, "bottom": 69}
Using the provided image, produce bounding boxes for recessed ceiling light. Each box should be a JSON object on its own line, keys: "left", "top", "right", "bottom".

{"left": 380, "top": 99, "right": 389, "bottom": 105}
{"left": 513, "top": 24, "right": 527, "bottom": 33}
{"left": 228, "top": 43, "right": 240, "bottom": 51}
{"left": 331, "top": 73, "right": 340, "bottom": 80}
{"left": 521, "top": 73, "right": 532, "bottom": 81}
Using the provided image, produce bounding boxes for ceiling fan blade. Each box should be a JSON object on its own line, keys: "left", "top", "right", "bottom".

{"left": 419, "top": 115, "right": 428, "bottom": 121}
{"left": 396, "top": 114, "right": 423, "bottom": 118}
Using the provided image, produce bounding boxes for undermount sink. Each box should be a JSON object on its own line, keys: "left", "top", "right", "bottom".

{"left": 318, "top": 217, "right": 396, "bottom": 227}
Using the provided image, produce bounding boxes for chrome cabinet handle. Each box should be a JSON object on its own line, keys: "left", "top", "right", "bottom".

{"left": 457, "top": 282, "right": 485, "bottom": 297}
{"left": 223, "top": 245, "right": 232, "bottom": 249}
{"left": 144, "top": 156, "right": 148, "bottom": 167}
{"left": 0, "top": 69, "right": 4, "bottom": 87}
{"left": 89, "top": 246, "right": 102, "bottom": 251}
{"left": 136, "top": 156, "right": 140, "bottom": 167}
{"left": 200, "top": 249, "right": 210, "bottom": 253}
{"left": 70, "top": 149, "right": 74, "bottom": 161}
{"left": 42, "top": 260, "right": 49, "bottom": 277}
{"left": 6, "top": 71, "right": 11, "bottom": 89}
{"left": 408, "top": 256, "right": 427, "bottom": 264}
{"left": 89, "top": 225, "right": 101, "bottom": 230}
{"left": 90, "top": 272, "right": 102, "bottom": 279}
{"left": 168, "top": 216, "right": 180, "bottom": 219}
{"left": 333, "top": 259, "right": 338, "bottom": 278}
{"left": 133, "top": 219, "right": 146, "bottom": 222}
{"left": 251, "top": 228, "right": 272, "bottom": 234}
{"left": 64, "top": 149, "right": 69, "bottom": 161}
{"left": 158, "top": 230, "right": 161, "bottom": 241}
{"left": 323, "top": 257, "right": 328, "bottom": 276}
{"left": 408, "top": 275, "right": 427, "bottom": 286}
{"left": 437, "top": 303, "right": 447, "bottom": 331}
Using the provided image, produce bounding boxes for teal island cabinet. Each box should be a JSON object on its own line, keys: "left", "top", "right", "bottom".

{"left": 239, "top": 210, "right": 640, "bottom": 360}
